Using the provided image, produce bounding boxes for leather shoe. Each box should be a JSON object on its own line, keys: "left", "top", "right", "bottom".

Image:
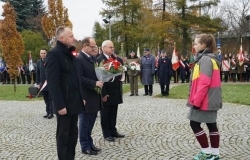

{"left": 104, "top": 137, "right": 115, "bottom": 142}
{"left": 113, "top": 133, "right": 125, "bottom": 138}
{"left": 82, "top": 149, "right": 98, "bottom": 155}
{"left": 43, "top": 114, "right": 49, "bottom": 118}
{"left": 149, "top": 93, "right": 152, "bottom": 96}
{"left": 135, "top": 94, "right": 138, "bottom": 96}
{"left": 91, "top": 146, "right": 102, "bottom": 152}
{"left": 129, "top": 94, "right": 134, "bottom": 96}
{"left": 143, "top": 94, "right": 148, "bottom": 96}
{"left": 47, "top": 114, "right": 54, "bottom": 119}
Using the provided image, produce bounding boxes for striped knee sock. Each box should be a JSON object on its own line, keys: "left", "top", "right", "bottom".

{"left": 194, "top": 129, "right": 211, "bottom": 154}
{"left": 209, "top": 131, "right": 220, "bottom": 155}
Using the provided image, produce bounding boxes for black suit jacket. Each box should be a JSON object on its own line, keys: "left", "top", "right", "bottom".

{"left": 96, "top": 54, "right": 123, "bottom": 105}
{"left": 76, "top": 51, "right": 102, "bottom": 113}
{"left": 45, "top": 41, "right": 84, "bottom": 115}
{"left": 36, "top": 59, "right": 48, "bottom": 91}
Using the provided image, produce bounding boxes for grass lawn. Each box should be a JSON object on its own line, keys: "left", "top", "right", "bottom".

{"left": 156, "top": 83, "right": 250, "bottom": 106}
{"left": 0, "top": 83, "right": 143, "bottom": 101}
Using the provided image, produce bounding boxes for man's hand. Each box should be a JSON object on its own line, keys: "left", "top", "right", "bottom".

{"left": 58, "top": 108, "right": 67, "bottom": 115}
{"left": 36, "top": 84, "right": 41, "bottom": 89}
{"left": 102, "top": 95, "right": 109, "bottom": 102}
{"left": 96, "top": 81, "right": 103, "bottom": 88}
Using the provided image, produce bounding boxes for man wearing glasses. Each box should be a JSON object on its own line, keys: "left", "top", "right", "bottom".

{"left": 96, "top": 40, "right": 125, "bottom": 142}
{"left": 76, "top": 37, "right": 103, "bottom": 155}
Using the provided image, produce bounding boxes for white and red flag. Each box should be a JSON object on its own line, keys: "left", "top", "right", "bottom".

{"left": 137, "top": 43, "right": 140, "bottom": 58}
{"left": 171, "top": 45, "right": 179, "bottom": 70}
{"left": 238, "top": 41, "right": 244, "bottom": 66}
{"left": 28, "top": 53, "right": 34, "bottom": 72}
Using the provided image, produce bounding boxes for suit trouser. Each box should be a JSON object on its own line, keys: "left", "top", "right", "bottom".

{"left": 42, "top": 91, "right": 53, "bottom": 114}
{"left": 100, "top": 104, "right": 118, "bottom": 138}
{"left": 56, "top": 114, "right": 78, "bottom": 160}
{"left": 79, "top": 112, "right": 97, "bottom": 151}
{"left": 129, "top": 75, "right": 138, "bottom": 94}
{"left": 160, "top": 85, "right": 169, "bottom": 94}
{"left": 144, "top": 85, "right": 153, "bottom": 94}
{"left": 21, "top": 73, "right": 26, "bottom": 84}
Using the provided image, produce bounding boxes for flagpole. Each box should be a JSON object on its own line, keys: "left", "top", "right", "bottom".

{"left": 240, "top": 38, "right": 242, "bottom": 82}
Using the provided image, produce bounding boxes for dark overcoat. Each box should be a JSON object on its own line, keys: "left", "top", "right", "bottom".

{"left": 76, "top": 51, "right": 102, "bottom": 113}
{"left": 158, "top": 57, "right": 173, "bottom": 85}
{"left": 96, "top": 54, "right": 123, "bottom": 105}
{"left": 179, "top": 60, "right": 186, "bottom": 80}
{"left": 141, "top": 54, "right": 155, "bottom": 85}
{"left": 45, "top": 41, "right": 84, "bottom": 115}
{"left": 36, "top": 59, "right": 48, "bottom": 91}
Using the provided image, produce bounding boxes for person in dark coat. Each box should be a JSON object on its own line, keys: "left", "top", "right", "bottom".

{"left": 45, "top": 26, "right": 85, "bottom": 160}
{"left": 36, "top": 49, "right": 53, "bottom": 119}
{"left": 184, "top": 56, "right": 191, "bottom": 83}
{"left": 179, "top": 55, "right": 186, "bottom": 83}
{"left": 141, "top": 48, "right": 155, "bottom": 96}
{"left": 20, "top": 64, "right": 26, "bottom": 84}
{"left": 158, "top": 50, "right": 173, "bottom": 96}
{"left": 76, "top": 37, "right": 103, "bottom": 155}
{"left": 96, "top": 40, "right": 124, "bottom": 142}
{"left": 24, "top": 62, "right": 31, "bottom": 84}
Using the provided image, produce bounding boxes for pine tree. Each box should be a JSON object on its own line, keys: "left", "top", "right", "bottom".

{"left": 0, "top": 0, "right": 33, "bottom": 31}
{"left": 0, "top": 2, "right": 24, "bottom": 92}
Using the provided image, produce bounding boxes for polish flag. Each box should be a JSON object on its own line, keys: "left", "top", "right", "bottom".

{"left": 172, "top": 46, "right": 179, "bottom": 70}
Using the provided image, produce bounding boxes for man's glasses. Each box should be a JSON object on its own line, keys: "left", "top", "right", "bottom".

{"left": 87, "top": 45, "right": 97, "bottom": 49}
{"left": 106, "top": 46, "right": 115, "bottom": 49}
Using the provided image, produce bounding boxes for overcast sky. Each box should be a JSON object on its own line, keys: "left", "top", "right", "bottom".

{"left": 0, "top": 0, "right": 105, "bottom": 40}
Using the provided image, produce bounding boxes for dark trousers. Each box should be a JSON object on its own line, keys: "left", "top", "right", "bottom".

{"left": 100, "top": 104, "right": 118, "bottom": 138}
{"left": 246, "top": 70, "right": 250, "bottom": 81}
{"left": 223, "top": 71, "right": 229, "bottom": 82}
{"left": 144, "top": 85, "right": 153, "bottom": 94}
{"left": 42, "top": 91, "right": 53, "bottom": 114}
{"left": 21, "top": 72, "right": 26, "bottom": 84}
{"left": 56, "top": 114, "right": 78, "bottom": 160}
{"left": 160, "top": 85, "right": 169, "bottom": 95}
{"left": 231, "top": 73, "right": 236, "bottom": 82}
{"left": 79, "top": 112, "right": 97, "bottom": 151}
{"left": 26, "top": 74, "right": 31, "bottom": 84}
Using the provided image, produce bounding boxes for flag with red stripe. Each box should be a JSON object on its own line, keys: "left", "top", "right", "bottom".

{"left": 171, "top": 45, "right": 179, "bottom": 70}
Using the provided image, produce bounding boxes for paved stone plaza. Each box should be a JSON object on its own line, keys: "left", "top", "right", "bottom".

{"left": 0, "top": 83, "right": 249, "bottom": 160}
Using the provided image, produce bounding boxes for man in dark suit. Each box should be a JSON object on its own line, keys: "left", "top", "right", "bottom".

{"left": 45, "top": 26, "right": 85, "bottom": 160}
{"left": 96, "top": 40, "right": 125, "bottom": 142}
{"left": 76, "top": 37, "right": 103, "bottom": 155}
{"left": 36, "top": 49, "right": 53, "bottom": 119}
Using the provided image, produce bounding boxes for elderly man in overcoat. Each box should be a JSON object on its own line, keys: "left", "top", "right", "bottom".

{"left": 141, "top": 48, "right": 155, "bottom": 96}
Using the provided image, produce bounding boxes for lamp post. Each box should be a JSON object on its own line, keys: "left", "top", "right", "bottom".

{"left": 103, "top": 14, "right": 112, "bottom": 40}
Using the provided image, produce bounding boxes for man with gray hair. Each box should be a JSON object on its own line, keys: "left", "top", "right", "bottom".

{"left": 45, "top": 26, "right": 85, "bottom": 160}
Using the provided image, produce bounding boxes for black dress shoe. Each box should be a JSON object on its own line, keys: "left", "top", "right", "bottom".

{"left": 129, "top": 94, "right": 134, "bottom": 96}
{"left": 91, "top": 146, "right": 102, "bottom": 152}
{"left": 143, "top": 94, "right": 148, "bottom": 96}
{"left": 113, "top": 133, "right": 125, "bottom": 138}
{"left": 104, "top": 137, "right": 115, "bottom": 142}
{"left": 149, "top": 93, "right": 152, "bottom": 96}
{"left": 47, "top": 114, "right": 54, "bottom": 119}
{"left": 43, "top": 114, "right": 49, "bottom": 118}
{"left": 82, "top": 149, "right": 98, "bottom": 155}
{"left": 135, "top": 94, "right": 138, "bottom": 96}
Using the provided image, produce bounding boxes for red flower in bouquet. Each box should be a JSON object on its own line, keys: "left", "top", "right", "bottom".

{"left": 102, "top": 58, "right": 123, "bottom": 73}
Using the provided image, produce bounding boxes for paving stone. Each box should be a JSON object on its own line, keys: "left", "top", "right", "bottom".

{"left": 0, "top": 83, "right": 249, "bottom": 159}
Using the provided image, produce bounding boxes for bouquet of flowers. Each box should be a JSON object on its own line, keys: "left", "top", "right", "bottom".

{"left": 95, "top": 58, "right": 124, "bottom": 93}
{"left": 126, "top": 61, "right": 140, "bottom": 76}
{"left": 127, "top": 61, "right": 140, "bottom": 71}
